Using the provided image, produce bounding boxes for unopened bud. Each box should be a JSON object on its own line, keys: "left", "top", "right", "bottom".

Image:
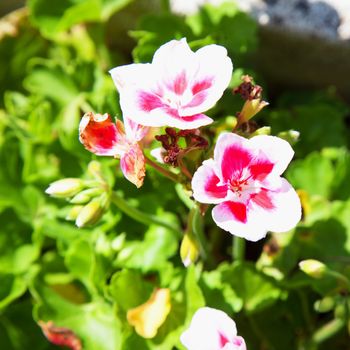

{"left": 65, "top": 205, "right": 83, "bottom": 221}
{"left": 46, "top": 178, "right": 84, "bottom": 198}
{"left": 180, "top": 232, "right": 200, "bottom": 267}
{"left": 70, "top": 188, "right": 103, "bottom": 204}
{"left": 75, "top": 198, "right": 104, "bottom": 228}
{"left": 299, "top": 259, "right": 327, "bottom": 279}
{"left": 250, "top": 126, "right": 271, "bottom": 137}
{"left": 87, "top": 160, "right": 104, "bottom": 181}
{"left": 278, "top": 130, "right": 300, "bottom": 145}
{"left": 111, "top": 233, "right": 126, "bottom": 251}
{"left": 239, "top": 99, "right": 268, "bottom": 123}
{"left": 314, "top": 296, "right": 335, "bottom": 313}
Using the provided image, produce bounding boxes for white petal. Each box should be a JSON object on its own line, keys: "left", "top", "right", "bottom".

{"left": 180, "top": 307, "right": 237, "bottom": 350}
{"left": 109, "top": 63, "right": 154, "bottom": 91}
{"left": 152, "top": 38, "right": 198, "bottom": 83}
{"left": 248, "top": 135, "right": 294, "bottom": 175}
{"left": 265, "top": 178, "right": 301, "bottom": 232}
{"left": 212, "top": 201, "right": 269, "bottom": 242}
{"left": 180, "top": 44, "right": 233, "bottom": 116}
{"left": 192, "top": 159, "right": 228, "bottom": 204}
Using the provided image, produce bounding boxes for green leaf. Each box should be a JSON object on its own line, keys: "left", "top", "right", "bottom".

{"left": 28, "top": 0, "right": 133, "bottom": 38}
{"left": 31, "top": 276, "right": 123, "bottom": 350}
{"left": 24, "top": 66, "right": 79, "bottom": 105}
{"left": 287, "top": 152, "right": 334, "bottom": 198}
{"left": 108, "top": 269, "right": 152, "bottom": 312}
{"left": 221, "top": 262, "right": 285, "bottom": 314}
{"left": 0, "top": 274, "right": 27, "bottom": 310}
{"left": 115, "top": 225, "right": 178, "bottom": 272}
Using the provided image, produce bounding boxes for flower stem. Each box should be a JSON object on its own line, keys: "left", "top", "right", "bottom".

{"left": 191, "top": 205, "right": 215, "bottom": 267}
{"left": 232, "top": 236, "right": 246, "bottom": 262}
{"left": 110, "top": 191, "right": 179, "bottom": 235}
{"left": 144, "top": 155, "right": 180, "bottom": 183}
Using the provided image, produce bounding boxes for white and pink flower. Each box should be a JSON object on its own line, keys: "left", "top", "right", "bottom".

{"left": 191, "top": 133, "right": 301, "bottom": 241}
{"left": 110, "top": 38, "right": 233, "bottom": 130}
{"left": 180, "top": 307, "right": 246, "bottom": 350}
{"left": 79, "top": 112, "right": 148, "bottom": 188}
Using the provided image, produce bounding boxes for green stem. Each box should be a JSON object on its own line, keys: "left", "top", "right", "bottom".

{"left": 232, "top": 236, "right": 245, "bottom": 262}
{"left": 161, "top": 0, "right": 170, "bottom": 13}
{"left": 110, "top": 191, "right": 179, "bottom": 235}
{"left": 145, "top": 155, "right": 180, "bottom": 183}
{"left": 311, "top": 319, "right": 345, "bottom": 345}
{"left": 191, "top": 205, "right": 215, "bottom": 267}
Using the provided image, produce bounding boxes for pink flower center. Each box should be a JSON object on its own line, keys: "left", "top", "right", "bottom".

{"left": 228, "top": 178, "right": 249, "bottom": 195}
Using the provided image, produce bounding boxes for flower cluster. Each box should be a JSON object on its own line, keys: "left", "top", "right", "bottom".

{"left": 46, "top": 38, "right": 303, "bottom": 347}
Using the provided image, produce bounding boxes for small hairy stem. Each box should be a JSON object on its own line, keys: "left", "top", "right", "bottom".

{"left": 232, "top": 236, "right": 246, "bottom": 262}
{"left": 144, "top": 155, "right": 180, "bottom": 183}
{"left": 110, "top": 191, "right": 179, "bottom": 235}
{"left": 178, "top": 158, "right": 193, "bottom": 180}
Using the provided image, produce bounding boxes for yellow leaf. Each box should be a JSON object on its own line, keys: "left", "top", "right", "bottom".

{"left": 127, "top": 288, "right": 171, "bottom": 338}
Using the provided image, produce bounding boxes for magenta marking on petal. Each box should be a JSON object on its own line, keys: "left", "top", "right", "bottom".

{"left": 222, "top": 201, "right": 247, "bottom": 223}
{"left": 251, "top": 189, "right": 275, "bottom": 210}
{"left": 184, "top": 91, "right": 207, "bottom": 108}
{"left": 173, "top": 71, "right": 188, "bottom": 95}
{"left": 221, "top": 145, "right": 252, "bottom": 181}
{"left": 204, "top": 173, "right": 228, "bottom": 199}
{"left": 219, "top": 332, "right": 230, "bottom": 348}
{"left": 249, "top": 161, "right": 274, "bottom": 180}
{"left": 232, "top": 337, "right": 244, "bottom": 346}
{"left": 138, "top": 91, "right": 164, "bottom": 112}
{"left": 191, "top": 79, "right": 213, "bottom": 95}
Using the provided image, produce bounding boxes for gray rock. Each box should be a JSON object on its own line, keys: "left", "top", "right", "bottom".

{"left": 170, "top": 0, "right": 350, "bottom": 100}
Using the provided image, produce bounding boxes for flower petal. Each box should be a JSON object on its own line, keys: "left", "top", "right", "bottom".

{"left": 152, "top": 38, "right": 198, "bottom": 90}
{"left": 109, "top": 63, "right": 154, "bottom": 91}
{"left": 127, "top": 289, "right": 171, "bottom": 339}
{"left": 261, "top": 178, "right": 302, "bottom": 233}
{"left": 212, "top": 179, "right": 301, "bottom": 241}
{"left": 119, "top": 88, "right": 213, "bottom": 129}
{"left": 192, "top": 159, "right": 228, "bottom": 204}
{"left": 79, "top": 112, "right": 126, "bottom": 156}
{"left": 212, "top": 201, "right": 269, "bottom": 242}
{"left": 214, "top": 133, "right": 252, "bottom": 181}
{"left": 120, "top": 143, "right": 146, "bottom": 188}
{"left": 123, "top": 115, "right": 149, "bottom": 142}
{"left": 180, "top": 307, "right": 241, "bottom": 350}
{"left": 248, "top": 135, "right": 294, "bottom": 175}
{"left": 180, "top": 44, "right": 233, "bottom": 117}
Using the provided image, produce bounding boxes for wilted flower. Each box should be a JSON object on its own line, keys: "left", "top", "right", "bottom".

{"left": 79, "top": 112, "right": 147, "bottom": 188}
{"left": 110, "top": 38, "right": 233, "bottom": 129}
{"left": 180, "top": 307, "right": 246, "bottom": 350}
{"left": 191, "top": 132, "right": 301, "bottom": 241}
{"left": 127, "top": 288, "right": 171, "bottom": 339}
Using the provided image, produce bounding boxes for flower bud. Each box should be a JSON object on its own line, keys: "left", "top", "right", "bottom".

{"left": 75, "top": 198, "right": 105, "bottom": 228}
{"left": 278, "top": 130, "right": 300, "bottom": 145}
{"left": 65, "top": 205, "right": 83, "bottom": 221}
{"left": 45, "top": 178, "right": 84, "bottom": 198}
{"left": 250, "top": 126, "right": 271, "bottom": 137}
{"left": 180, "top": 232, "right": 200, "bottom": 267}
{"left": 239, "top": 98, "right": 268, "bottom": 123}
{"left": 314, "top": 296, "right": 335, "bottom": 313}
{"left": 299, "top": 259, "right": 327, "bottom": 279}
{"left": 69, "top": 188, "right": 103, "bottom": 204}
